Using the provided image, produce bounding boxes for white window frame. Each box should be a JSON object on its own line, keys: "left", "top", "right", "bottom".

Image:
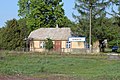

{"left": 40, "top": 41, "right": 45, "bottom": 48}
{"left": 66, "top": 41, "right": 71, "bottom": 48}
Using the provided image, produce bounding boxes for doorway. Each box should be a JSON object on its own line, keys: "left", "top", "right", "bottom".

{"left": 54, "top": 41, "right": 61, "bottom": 51}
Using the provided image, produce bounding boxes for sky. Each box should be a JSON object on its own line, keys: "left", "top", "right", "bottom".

{"left": 0, "top": 0, "right": 76, "bottom": 27}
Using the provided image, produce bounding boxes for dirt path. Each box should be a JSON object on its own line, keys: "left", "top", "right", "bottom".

{"left": 0, "top": 75, "right": 79, "bottom": 80}
{"left": 0, "top": 75, "right": 40, "bottom": 80}
{"left": 108, "top": 53, "right": 120, "bottom": 60}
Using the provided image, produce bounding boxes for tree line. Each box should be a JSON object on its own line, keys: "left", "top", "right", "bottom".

{"left": 0, "top": 0, "right": 120, "bottom": 50}
{"left": 73, "top": 0, "right": 120, "bottom": 48}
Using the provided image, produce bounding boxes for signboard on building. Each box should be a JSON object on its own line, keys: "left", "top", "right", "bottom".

{"left": 69, "top": 37, "right": 86, "bottom": 42}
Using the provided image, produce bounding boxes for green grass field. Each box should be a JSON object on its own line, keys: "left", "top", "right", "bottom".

{"left": 0, "top": 51, "right": 120, "bottom": 80}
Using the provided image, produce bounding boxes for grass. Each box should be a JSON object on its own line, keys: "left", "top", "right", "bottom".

{"left": 0, "top": 51, "right": 120, "bottom": 80}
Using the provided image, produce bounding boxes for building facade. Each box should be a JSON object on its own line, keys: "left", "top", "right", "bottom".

{"left": 28, "top": 28, "right": 86, "bottom": 52}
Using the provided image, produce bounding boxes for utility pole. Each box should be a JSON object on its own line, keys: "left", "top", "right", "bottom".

{"left": 89, "top": 3, "right": 92, "bottom": 53}
{"left": 25, "top": 0, "right": 30, "bottom": 52}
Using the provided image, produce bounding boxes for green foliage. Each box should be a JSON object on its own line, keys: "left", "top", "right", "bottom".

{"left": 45, "top": 38, "right": 53, "bottom": 51}
{"left": 0, "top": 28, "right": 4, "bottom": 49}
{"left": 0, "top": 18, "right": 29, "bottom": 50}
{"left": 74, "top": 0, "right": 120, "bottom": 47}
{"left": 18, "top": 0, "right": 66, "bottom": 31}
{"left": 74, "top": 0, "right": 108, "bottom": 41}
{"left": 2, "top": 19, "right": 19, "bottom": 50}
{"left": 108, "top": 40, "right": 120, "bottom": 48}
{"left": 57, "top": 16, "right": 75, "bottom": 28}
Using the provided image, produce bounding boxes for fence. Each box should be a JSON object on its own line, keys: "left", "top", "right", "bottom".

{"left": 0, "top": 47, "right": 100, "bottom": 54}
{"left": 61, "top": 48, "right": 100, "bottom": 54}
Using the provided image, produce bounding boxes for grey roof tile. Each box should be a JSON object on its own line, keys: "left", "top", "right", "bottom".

{"left": 28, "top": 28, "right": 71, "bottom": 40}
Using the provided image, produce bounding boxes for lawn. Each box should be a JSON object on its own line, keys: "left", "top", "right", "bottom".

{"left": 0, "top": 51, "right": 120, "bottom": 80}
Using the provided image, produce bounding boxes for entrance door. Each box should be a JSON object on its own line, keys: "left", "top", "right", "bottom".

{"left": 54, "top": 41, "right": 61, "bottom": 51}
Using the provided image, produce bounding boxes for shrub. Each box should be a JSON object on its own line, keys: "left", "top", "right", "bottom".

{"left": 45, "top": 38, "right": 53, "bottom": 51}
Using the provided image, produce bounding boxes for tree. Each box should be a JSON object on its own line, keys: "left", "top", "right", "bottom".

{"left": 0, "top": 27, "right": 5, "bottom": 49}
{"left": 74, "top": 0, "right": 109, "bottom": 40}
{"left": 45, "top": 38, "right": 53, "bottom": 51}
{"left": 73, "top": 0, "right": 119, "bottom": 40}
{"left": 0, "top": 18, "right": 29, "bottom": 50}
{"left": 73, "top": 0, "right": 120, "bottom": 51}
{"left": 1, "top": 19, "right": 19, "bottom": 50}
{"left": 18, "top": 18, "right": 29, "bottom": 39}
{"left": 57, "top": 16, "right": 75, "bottom": 28}
{"left": 17, "top": 18, "right": 29, "bottom": 50}
{"left": 100, "top": 0, "right": 120, "bottom": 29}
{"left": 18, "top": 0, "right": 65, "bottom": 31}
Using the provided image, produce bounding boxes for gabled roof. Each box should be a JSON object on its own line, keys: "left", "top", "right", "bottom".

{"left": 28, "top": 28, "right": 72, "bottom": 40}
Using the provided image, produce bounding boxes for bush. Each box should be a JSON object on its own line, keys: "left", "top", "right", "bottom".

{"left": 45, "top": 38, "right": 53, "bottom": 51}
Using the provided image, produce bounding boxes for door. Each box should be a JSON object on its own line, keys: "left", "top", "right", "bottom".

{"left": 54, "top": 41, "right": 61, "bottom": 51}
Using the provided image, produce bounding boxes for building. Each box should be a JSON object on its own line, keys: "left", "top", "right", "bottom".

{"left": 28, "top": 28, "right": 86, "bottom": 52}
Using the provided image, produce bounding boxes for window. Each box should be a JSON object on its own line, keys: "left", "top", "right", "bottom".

{"left": 40, "top": 41, "right": 45, "bottom": 48}
{"left": 66, "top": 41, "right": 71, "bottom": 48}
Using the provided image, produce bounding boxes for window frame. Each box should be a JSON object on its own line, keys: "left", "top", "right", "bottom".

{"left": 66, "top": 41, "right": 71, "bottom": 48}
{"left": 40, "top": 41, "right": 45, "bottom": 48}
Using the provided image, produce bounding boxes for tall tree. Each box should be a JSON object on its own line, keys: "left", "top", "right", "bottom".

{"left": 111, "top": 0, "right": 120, "bottom": 27}
{"left": 74, "top": 0, "right": 120, "bottom": 48}
{"left": 18, "top": 0, "right": 65, "bottom": 31}
{"left": 0, "top": 19, "right": 29, "bottom": 50}
{"left": 2, "top": 19, "right": 19, "bottom": 50}
{"left": 74, "top": 0, "right": 110, "bottom": 41}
